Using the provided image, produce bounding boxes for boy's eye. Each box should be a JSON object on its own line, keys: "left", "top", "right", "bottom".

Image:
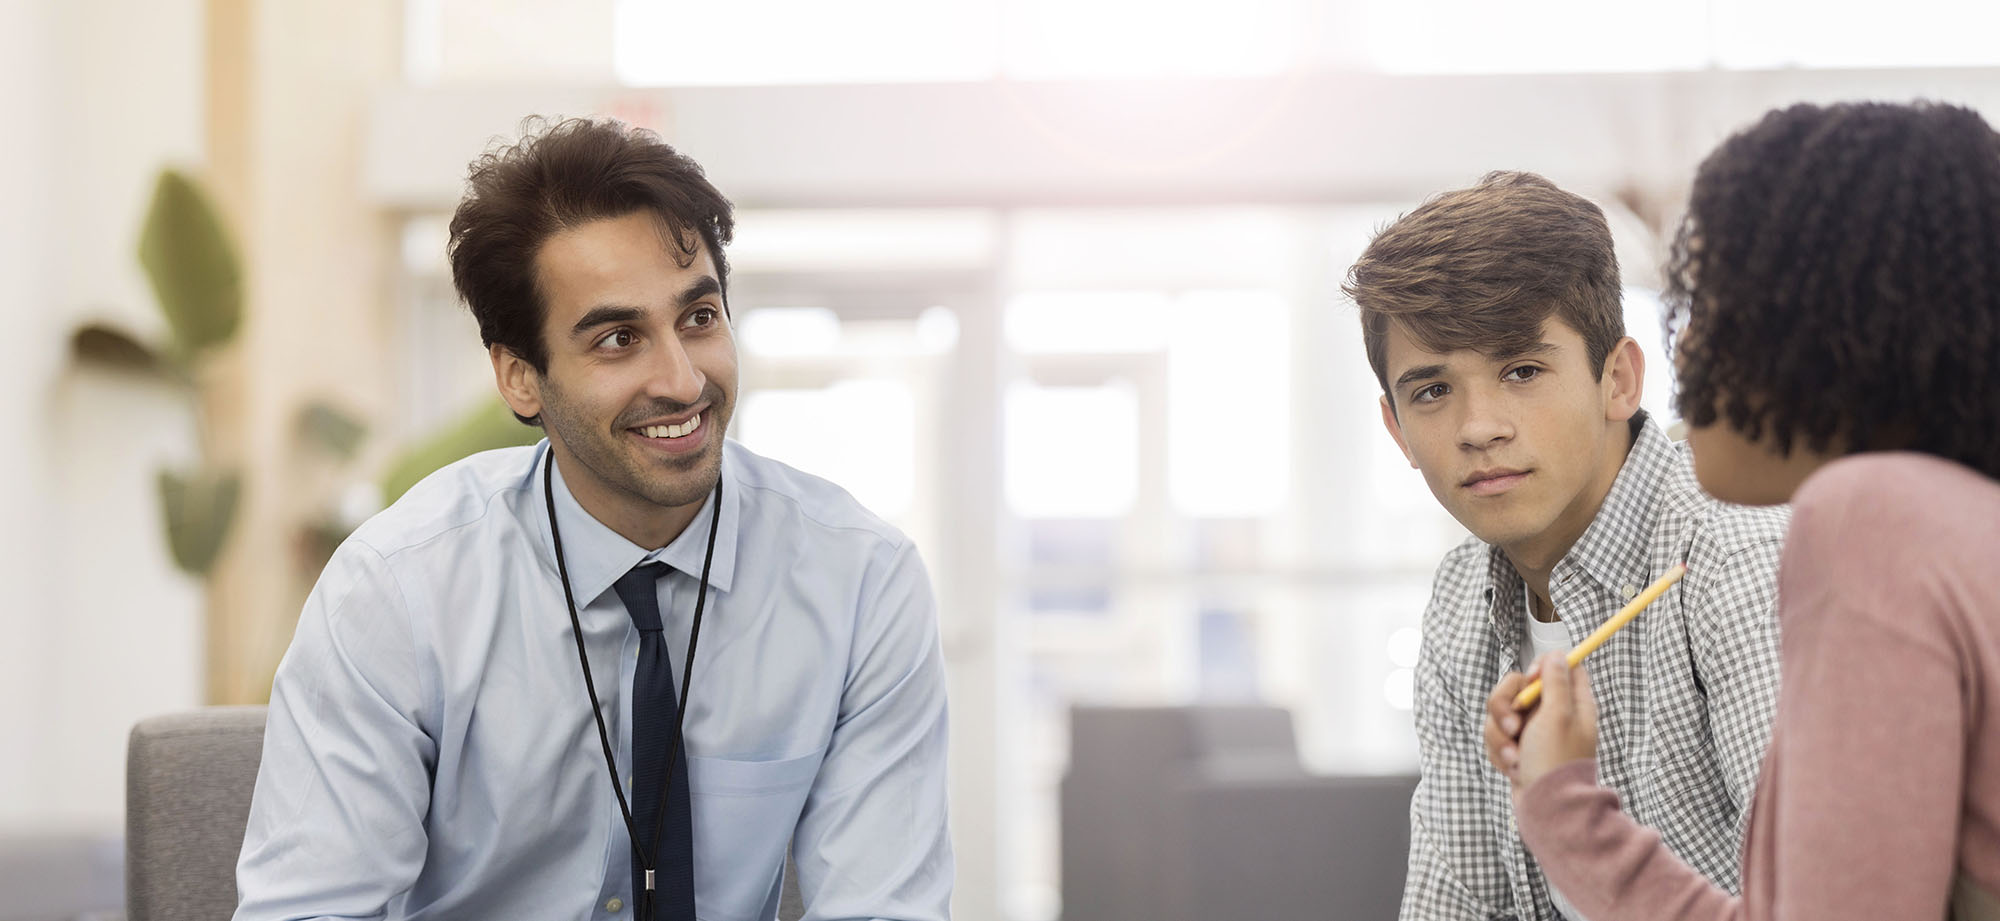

{"left": 598, "top": 329, "right": 637, "bottom": 349}
{"left": 1504, "top": 365, "right": 1541, "bottom": 382}
{"left": 1413, "top": 383, "right": 1449, "bottom": 403}
{"left": 683, "top": 307, "right": 718, "bottom": 329}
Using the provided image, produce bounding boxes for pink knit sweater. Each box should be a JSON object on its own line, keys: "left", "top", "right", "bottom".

{"left": 1514, "top": 452, "right": 2000, "bottom": 920}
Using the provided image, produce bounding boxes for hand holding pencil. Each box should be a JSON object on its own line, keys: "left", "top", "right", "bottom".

{"left": 1512, "top": 563, "right": 1688, "bottom": 710}
{"left": 1484, "top": 563, "right": 1687, "bottom": 789}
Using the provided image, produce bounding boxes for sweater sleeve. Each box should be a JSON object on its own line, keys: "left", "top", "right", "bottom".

{"left": 1514, "top": 760, "right": 1740, "bottom": 921}
{"left": 1514, "top": 462, "right": 1968, "bottom": 921}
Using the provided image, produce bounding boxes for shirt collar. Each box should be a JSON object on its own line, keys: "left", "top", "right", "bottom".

{"left": 1485, "top": 414, "right": 1673, "bottom": 632}
{"left": 1565, "top": 414, "right": 1673, "bottom": 591}
{"left": 1483, "top": 546, "right": 1526, "bottom": 645}
{"left": 533, "top": 440, "right": 742, "bottom": 606}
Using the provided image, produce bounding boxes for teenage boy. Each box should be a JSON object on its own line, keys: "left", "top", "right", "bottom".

{"left": 1344, "top": 171, "right": 1787, "bottom": 921}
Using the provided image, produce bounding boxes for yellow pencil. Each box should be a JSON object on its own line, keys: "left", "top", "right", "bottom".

{"left": 1512, "top": 563, "right": 1688, "bottom": 710}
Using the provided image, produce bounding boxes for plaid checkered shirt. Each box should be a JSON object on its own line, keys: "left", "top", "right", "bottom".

{"left": 1399, "top": 416, "right": 1789, "bottom": 921}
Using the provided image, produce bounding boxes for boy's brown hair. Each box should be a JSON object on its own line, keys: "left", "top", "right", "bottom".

{"left": 1345, "top": 171, "right": 1624, "bottom": 401}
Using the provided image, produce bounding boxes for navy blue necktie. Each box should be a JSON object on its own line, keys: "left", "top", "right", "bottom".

{"left": 611, "top": 563, "right": 696, "bottom": 921}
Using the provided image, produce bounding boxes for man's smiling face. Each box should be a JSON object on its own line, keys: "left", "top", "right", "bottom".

{"left": 495, "top": 209, "right": 737, "bottom": 547}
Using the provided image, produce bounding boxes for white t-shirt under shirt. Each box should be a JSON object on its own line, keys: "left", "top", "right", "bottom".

{"left": 1520, "top": 585, "right": 1592, "bottom": 921}
{"left": 1519, "top": 585, "right": 1574, "bottom": 673}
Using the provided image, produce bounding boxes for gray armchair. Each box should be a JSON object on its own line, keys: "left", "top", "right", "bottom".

{"left": 1060, "top": 705, "right": 1419, "bottom": 921}
{"left": 125, "top": 706, "right": 266, "bottom": 921}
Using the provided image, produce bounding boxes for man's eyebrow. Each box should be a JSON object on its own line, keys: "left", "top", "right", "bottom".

{"left": 677, "top": 276, "right": 722, "bottom": 310}
{"left": 1394, "top": 363, "right": 1449, "bottom": 389}
{"left": 568, "top": 277, "right": 722, "bottom": 340}
{"left": 569, "top": 305, "right": 645, "bottom": 339}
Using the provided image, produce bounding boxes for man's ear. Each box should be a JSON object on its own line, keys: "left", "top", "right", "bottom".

{"left": 1380, "top": 394, "right": 1420, "bottom": 469}
{"left": 491, "top": 344, "right": 544, "bottom": 423}
{"left": 1601, "top": 337, "right": 1644, "bottom": 423}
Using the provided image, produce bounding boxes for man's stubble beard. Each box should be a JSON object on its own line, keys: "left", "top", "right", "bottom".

{"left": 540, "top": 377, "right": 730, "bottom": 511}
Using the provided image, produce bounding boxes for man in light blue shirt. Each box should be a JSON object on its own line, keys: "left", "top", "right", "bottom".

{"left": 234, "top": 117, "right": 951, "bottom": 921}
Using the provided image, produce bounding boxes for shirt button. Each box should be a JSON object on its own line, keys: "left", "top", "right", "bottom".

{"left": 606, "top": 897, "right": 624, "bottom": 912}
{"left": 1621, "top": 583, "right": 1638, "bottom": 600}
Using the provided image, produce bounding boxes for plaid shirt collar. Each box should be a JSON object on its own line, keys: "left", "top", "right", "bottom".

{"left": 1482, "top": 415, "right": 1670, "bottom": 647}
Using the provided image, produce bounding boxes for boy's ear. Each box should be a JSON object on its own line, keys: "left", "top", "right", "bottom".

{"left": 1380, "top": 394, "right": 1419, "bottom": 469}
{"left": 1601, "top": 337, "right": 1644, "bottom": 423}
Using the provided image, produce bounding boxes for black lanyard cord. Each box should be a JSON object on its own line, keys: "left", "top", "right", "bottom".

{"left": 544, "top": 452, "right": 722, "bottom": 919}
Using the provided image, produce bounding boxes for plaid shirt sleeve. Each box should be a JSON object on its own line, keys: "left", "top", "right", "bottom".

{"left": 1683, "top": 527, "right": 1787, "bottom": 824}
{"left": 1401, "top": 790, "right": 1490, "bottom": 920}
{"left": 1401, "top": 546, "right": 1510, "bottom": 921}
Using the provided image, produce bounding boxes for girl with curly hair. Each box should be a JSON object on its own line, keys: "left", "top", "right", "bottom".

{"left": 1484, "top": 100, "right": 2000, "bottom": 920}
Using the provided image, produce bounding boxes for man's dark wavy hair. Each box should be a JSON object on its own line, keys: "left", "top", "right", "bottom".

{"left": 1666, "top": 100, "right": 2000, "bottom": 478}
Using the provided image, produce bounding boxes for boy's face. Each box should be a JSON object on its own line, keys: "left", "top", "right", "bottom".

{"left": 1378, "top": 318, "right": 1642, "bottom": 565}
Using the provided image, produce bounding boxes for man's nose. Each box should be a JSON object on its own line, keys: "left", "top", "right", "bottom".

{"left": 647, "top": 336, "right": 705, "bottom": 404}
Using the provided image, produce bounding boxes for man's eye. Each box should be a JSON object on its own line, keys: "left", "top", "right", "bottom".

{"left": 599, "top": 329, "right": 637, "bottom": 349}
{"left": 1504, "top": 366, "right": 1541, "bottom": 382}
{"left": 684, "top": 308, "right": 718, "bottom": 329}
{"left": 1413, "top": 383, "right": 1448, "bottom": 403}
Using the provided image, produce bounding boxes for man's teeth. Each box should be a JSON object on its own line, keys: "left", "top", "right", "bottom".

{"left": 640, "top": 414, "right": 702, "bottom": 439}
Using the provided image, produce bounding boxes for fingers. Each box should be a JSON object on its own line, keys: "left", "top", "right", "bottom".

{"left": 1512, "top": 654, "right": 1603, "bottom": 787}
{"left": 1536, "top": 651, "right": 1573, "bottom": 723}
{"left": 1573, "top": 661, "right": 1599, "bottom": 736}
{"left": 1483, "top": 729, "right": 1517, "bottom": 783}
{"left": 1482, "top": 715, "right": 1518, "bottom": 783}
{"left": 1482, "top": 670, "right": 1532, "bottom": 783}
{"left": 1486, "top": 671, "right": 1529, "bottom": 739}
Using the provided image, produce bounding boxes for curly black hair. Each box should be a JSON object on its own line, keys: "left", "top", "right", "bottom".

{"left": 1665, "top": 100, "right": 2000, "bottom": 478}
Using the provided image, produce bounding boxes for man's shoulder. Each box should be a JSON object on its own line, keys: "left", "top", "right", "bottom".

{"left": 1428, "top": 533, "right": 1498, "bottom": 604}
{"left": 727, "top": 441, "right": 911, "bottom": 558}
{"left": 1417, "top": 534, "right": 1500, "bottom": 645}
{"left": 348, "top": 444, "right": 541, "bottom": 559}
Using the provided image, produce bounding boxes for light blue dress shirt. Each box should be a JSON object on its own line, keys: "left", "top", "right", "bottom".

{"left": 234, "top": 439, "right": 952, "bottom": 921}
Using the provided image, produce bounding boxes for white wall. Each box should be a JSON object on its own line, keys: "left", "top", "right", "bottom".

{"left": 0, "top": 0, "right": 208, "bottom": 830}
{"left": 363, "top": 68, "right": 2000, "bottom": 214}
{"left": 0, "top": 0, "right": 63, "bottom": 827}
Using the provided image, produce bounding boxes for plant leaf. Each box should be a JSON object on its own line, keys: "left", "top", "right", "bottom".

{"left": 70, "top": 323, "right": 175, "bottom": 377}
{"left": 139, "top": 169, "right": 242, "bottom": 358}
{"left": 157, "top": 466, "right": 241, "bottom": 575}
{"left": 380, "top": 400, "right": 542, "bottom": 504}
{"left": 296, "top": 400, "right": 368, "bottom": 461}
